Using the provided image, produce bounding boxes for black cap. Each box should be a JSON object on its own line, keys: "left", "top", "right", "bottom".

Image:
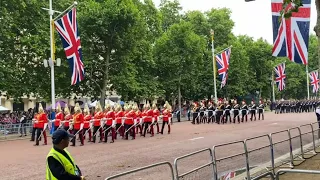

{"left": 52, "top": 129, "right": 74, "bottom": 144}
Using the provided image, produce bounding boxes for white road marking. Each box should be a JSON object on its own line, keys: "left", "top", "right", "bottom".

{"left": 271, "top": 123, "right": 278, "bottom": 125}
{"left": 189, "top": 137, "right": 204, "bottom": 141}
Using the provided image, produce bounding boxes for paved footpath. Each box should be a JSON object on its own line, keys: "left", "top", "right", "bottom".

{"left": 0, "top": 112, "right": 317, "bottom": 180}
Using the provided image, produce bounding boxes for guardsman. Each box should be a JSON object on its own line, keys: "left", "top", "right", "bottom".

{"left": 103, "top": 103, "right": 115, "bottom": 143}
{"left": 152, "top": 103, "right": 160, "bottom": 134}
{"left": 207, "top": 101, "right": 215, "bottom": 123}
{"left": 115, "top": 103, "right": 125, "bottom": 139}
{"left": 199, "top": 102, "right": 206, "bottom": 124}
{"left": 63, "top": 104, "right": 72, "bottom": 132}
{"left": 83, "top": 103, "right": 92, "bottom": 142}
{"left": 216, "top": 99, "right": 224, "bottom": 124}
{"left": 241, "top": 100, "right": 248, "bottom": 122}
{"left": 192, "top": 102, "right": 200, "bottom": 124}
{"left": 161, "top": 101, "right": 171, "bottom": 134}
{"left": 142, "top": 101, "right": 154, "bottom": 137}
{"left": 134, "top": 103, "right": 143, "bottom": 135}
{"left": 35, "top": 103, "right": 48, "bottom": 146}
{"left": 225, "top": 100, "right": 231, "bottom": 123}
{"left": 250, "top": 100, "right": 257, "bottom": 121}
{"left": 53, "top": 102, "right": 64, "bottom": 131}
{"left": 258, "top": 100, "right": 265, "bottom": 120}
{"left": 71, "top": 103, "right": 84, "bottom": 146}
{"left": 30, "top": 113, "right": 38, "bottom": 142}
{"left": 92, "top": 102, "right": 104, "bottom": 143}
{"left": 233, "top": 99, "right": 240, "bottom": 123}
{"left": 124, "top": 103, "right": 135, "bottom": 140}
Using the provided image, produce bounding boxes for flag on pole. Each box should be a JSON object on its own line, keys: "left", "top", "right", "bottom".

{"left": 274, "top": 63, "right": 286, "bottom": 91}
{"left": 271, "top": 0, "right": 311, "bottom": 65}
{"left": 54, "top": 7, "right": 85, "bottom": 85}
{"left": 309, "top": 71, "right": 319, "bottom": 93}
{"left": 215, "top": 48, "right": 231, "bottom": 88}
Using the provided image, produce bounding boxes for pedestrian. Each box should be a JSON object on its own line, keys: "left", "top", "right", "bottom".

{"left": 19, "top": 112, "right": 27, "bottom": 137}
{"left": 316, "top": 105, "right": 320, "bottom": 129}
{"left": 46, "top": 129, "right": 86, "bottom": 180}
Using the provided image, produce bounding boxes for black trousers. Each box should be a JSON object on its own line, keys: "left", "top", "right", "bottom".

{"left": 258, "top": 109, "right": 264, "bottom": 120}
{"left": 225, "top": 111, "right": 231, "bottom": 123}
{"left": 92, "top": 126, "right": 102, "bottom": 143}
{"left": 161, "top": 121, "right": 171, "bottom": 133}
{"left": 71, "top": 129, "right": 83, "bottom": 145}
{"left": 216, "top": 111, "right": 223, "bottom": 124}
{"left": 143, "top": 122, "right": 151, "bottom": 136}
{"left": 250, "top": 110, "right": 256, "bottom": 120}
{"left": 208, "top": 112, "right": 214, "bottom": 123}
{"left": 31, "top": 127, "right": 37, "bottom": 141}
{"left": 233, "top": 110, "right": 240, "bottom": 123}
{"left": 241, "top": 110, "right": 247, "bottom": 122}
{"left": 192, "top": 113, "right": 199, "bottom": 124}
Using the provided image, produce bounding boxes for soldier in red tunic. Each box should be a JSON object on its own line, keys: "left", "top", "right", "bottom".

{"left": 142, "top": 101, "right": 154, "bottom": 137}
{"left": 124, "top": 103, "right": 135, "bottom": 140}
{"left": 53, "top": 102, "right": 64, "bottom": 131}
{"left": 71, "top": 103, "right": 84, "bottom": 146}
{"left": 30, "top": 113, "right": 38, "bottom": 142}
{"left": 103, "top": 103, "right": 115, "bottom": 143}
{"left": 161, "top": 101, "right": 171, "bottom": 134}
{"left": 115, "top": 103, "right": 124, "bottom": 139}
{"left": 34, "top": 103, "right": 48, "bottom": 146}
{"left": 152, "top": 103, "right": 160, "bottom": 134}
{"left": 63, "top": 104, "right": 72, "bottom": 132}
{"left": 83, "top": 103, "right": 92, "bottom": 142}
{"left": 92, "top": 102, "right": 104, "bottom": 143}
{"left": 134, "top": 103, "right": 143, "bottom": 135}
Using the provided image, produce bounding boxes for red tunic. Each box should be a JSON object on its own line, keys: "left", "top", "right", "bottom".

{"left": 143, "top": 109, "right": 153, "bottom": 122}
{"left": 162, "top": 109, "right": 171, "bottom": 122}
{"left": 73, "top": 113, "right": 84, "bottom": 129}
{"left": 37, "top": 113, "right": 48, "bottom": 129}
{"left": 93, "top": 112, "right": 104, "bottom": 126}
{"left": 105, "top": 111, "right": 115, "bottom": 125}
{"left": 54, "top": 112, "right": 64, "bottom": 127}
{"left": 64, "top": 114, "right": 73, "bottom": 127}
{"left": 125, "top": 110, "right": 134, "bottom": 125}
{"left": 33, "top": 114, "right": 38, "bottom": 128}
{"left": 153, "top": 109, "right": 160, "bottom": 121}
{"left": 115, "top": 111, "right": 124, "bottom": 124}
{"left": 84, "top": 114, "right": 92, "bottom": 128}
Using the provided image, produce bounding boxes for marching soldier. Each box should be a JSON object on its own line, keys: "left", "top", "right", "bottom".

{"left": 35, "top": 103, "right": 48, "bottom": 146}
{"left": 71, "top": 103, "right": 84, "bottom": 146}
{"left": 258, "top": 100, "right": 265, "bottom": 120}
{"left": 142, "top": 101, "right": 154, "bottom": 137}
{"left": 224, "top": 100, "right": 232, "bottom": 123}
{"left": 241, "top": 100, "right": 248, "bottom": 122}
{"left": 233, "top": 99, "right": 240, "bottom": 123}
{"left": 192, "top": 102, "right": 200, "bottom": 124}
{"left": 92, "top": 102, "right": 104, "bottom": 143}
{"left": 103, "top": 103, "right": 115, "bottom": 143}
{"left": 207, "top": 101, "right": 215, "bottom": 123}
{"left": 53, "top": 102, "right": 64, "bottom": 131}
{"left": 63, "top": 104, "right": 72, "bottom": 133}
{"left": 161, "top": 101, "right": 171, "bottom": 134}
{"left": 30, "top": 113, "right": 38, "bottom": 142}
{"left": 216, "top": 100, "right": 224, "bottom": 124}
{"left": 250, "top": 100, "right": 257, "bottom": 121}
{"left": 115, "top": 103, "right": 125, "bottom": 139}
{"left": 200, "top": 102, "right": 206, "bottom": 124}
{"left": 152, "top": 103, "right": 160, "bottom": 134}
{"left": 124, "top": 103, "right": 135, "bottom": 140}
{"left": 134, "top": 103, "right": 143, "bottom": 135}
{"left": 83, "top": 103, "right": 92, "bottom": 142}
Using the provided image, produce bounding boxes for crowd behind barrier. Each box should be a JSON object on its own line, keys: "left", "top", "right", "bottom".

{"left": 105, "top": 122, "right": 320, "bottom": 180}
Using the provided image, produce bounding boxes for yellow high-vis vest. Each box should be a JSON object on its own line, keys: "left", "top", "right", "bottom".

{"left": 46, "top": 148, "right": 79, "bottom": 180}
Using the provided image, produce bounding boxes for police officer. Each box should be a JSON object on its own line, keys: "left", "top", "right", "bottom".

{"left": 46, "top": 129, "right": 86, "bottom": 180}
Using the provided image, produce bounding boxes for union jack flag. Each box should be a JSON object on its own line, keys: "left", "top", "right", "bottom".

{"left": 274, "top": 63, "right": 286, "bottom": 91}
{"left": 271, "top": 0, "right": 311, "bottom": 65}
{"left": 54, "top": 7, "right": 85, "bottom": 85}
{"left": 215, "top": 48, "right": 231, "bottom": 88}
{"left": 309, "top": 71, "right": 319, "bottom": 93}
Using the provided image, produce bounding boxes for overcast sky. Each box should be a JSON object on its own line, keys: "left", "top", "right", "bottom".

{"left": 152, "top": 0, "right": 316, "bottom": 44}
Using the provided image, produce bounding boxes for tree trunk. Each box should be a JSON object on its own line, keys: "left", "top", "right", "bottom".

{"left": 100, "top": 50, "right": 111, "bottom": 108}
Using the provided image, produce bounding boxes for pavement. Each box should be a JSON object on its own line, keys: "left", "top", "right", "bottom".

{"left": 0, "top": 112, "right": 317, "bottom": 180}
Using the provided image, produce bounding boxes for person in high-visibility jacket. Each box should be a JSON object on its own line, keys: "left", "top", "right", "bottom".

{"left": 46, "top": 129, "right": 86, "bottom": 180}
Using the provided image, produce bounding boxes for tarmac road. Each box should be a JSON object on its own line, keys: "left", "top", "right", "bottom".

{"left": 0, "top": 112, "right": 317, "bottom": 180}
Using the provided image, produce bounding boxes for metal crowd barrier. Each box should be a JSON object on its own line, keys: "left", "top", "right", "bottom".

{"left": 104, "top": 122, "right": 320, "bottom": 180}
{"left": 0, "top": 122, "right": 33, "bottom": 139}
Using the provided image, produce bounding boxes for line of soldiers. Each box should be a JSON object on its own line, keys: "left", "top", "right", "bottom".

{"left": 30, "top": 101, "right": 173, "bottom": 146}
{"left": 274, "top": 100, "right": 320, "bottom": 114}
{"left": 191, "top": 99, "right": 265, "bottom": 124}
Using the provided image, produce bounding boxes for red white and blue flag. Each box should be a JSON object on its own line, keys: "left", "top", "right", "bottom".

{"left": 54, "top": 7, "right": 85, "bottom": 85}
{"left": 271, "top": 0, "right": 311, "bottom": 65}
{"left": 309, "top": 71, "right": 319, "bottom": 93}
{"left": 216, "top": 48, "right": 231, "bottom": 88}
{"left": 274, "top": 63, "right": 286, "bottom": 91}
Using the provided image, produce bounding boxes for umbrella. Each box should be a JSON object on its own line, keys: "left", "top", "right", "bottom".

{"left": 0, "top": 106, "right": 9, "bottom": 112}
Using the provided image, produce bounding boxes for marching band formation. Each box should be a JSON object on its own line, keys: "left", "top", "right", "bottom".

{"left": 274, "top": 100, "right": 320, "bottom": 114}
{"left": 30, "top": 101, "right": 173, "bottom": 146}
{"left": 191, "top": 99, "right": 265, "bottom": 124}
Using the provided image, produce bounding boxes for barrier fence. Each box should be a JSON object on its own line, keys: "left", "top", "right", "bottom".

{"left": 0, "top": 122, "right": 33, "bottom": 139}
{"left": 105, "top": 122, "right": 320, "bottom": 180}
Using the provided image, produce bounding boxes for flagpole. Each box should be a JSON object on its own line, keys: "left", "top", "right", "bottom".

{"left": 306, "top": 65, "right": 310, "bottom": 100}
{"left": 272, "top": 70, "right": 275, "bottom": 102}
{"left": 49, "top": 0, "right": 56, "bottom": 110}
{"left": 211, "top": 29, "right": 217, "bottom": 103}
{"left": 215, "top": 45, "right": 233, "bottom": 56}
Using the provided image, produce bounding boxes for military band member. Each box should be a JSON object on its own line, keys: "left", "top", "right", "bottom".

{"left": 115, "top": 103, "right": 125, "bottom": 139}
{"left": 250, "top": 100, "right": 257, "bottom": 121}
{"left": 83, "top": 103, "right": 92, "bottom": 142}
{"left": 152, "top": 103, "right": 160, "bottom": 134}
{"left": 35, "top": 103, "right": 48, "bottom": 146}
{"left": 207, "top": 101, "right": 215, "bottom": 123}
{"left": 63, "top": 105, "right": 72, "bottom": 132}
{"left": 241, "top": 100, "right": 248, "bottom": 122}
{"left": 104, "top": 103, "right": 115, "bottom": 143}
{"left": 161, "top": 101, "right": 171, "bottom": 134}
{"left": 224, "top": 101, "right": 232, "bottom": 123}
{"left": 142, "top": 102, "right": 154, "bottom": 137}
{"left": 71, "top": 103, "right": 84, "bottom": 146}
{"left": 92, "top": 102, "right": 104, "bottom": 143}
{"left": 192, "top": 102, "right": 200, "bottom": 124}
{"left": 258, "top": 100, "right": 265, "bottom": 120}
{"left": 233, "top": 100, "right": 240, "bottom": 123}
{"left": 53, "top": 102, "right": 64, "bottom": 131}
{"left": 216, "top": 100, "right": 224, "bottom": 124}
{"left": 199, "top": 102, "right": 206, "bottom": 123}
